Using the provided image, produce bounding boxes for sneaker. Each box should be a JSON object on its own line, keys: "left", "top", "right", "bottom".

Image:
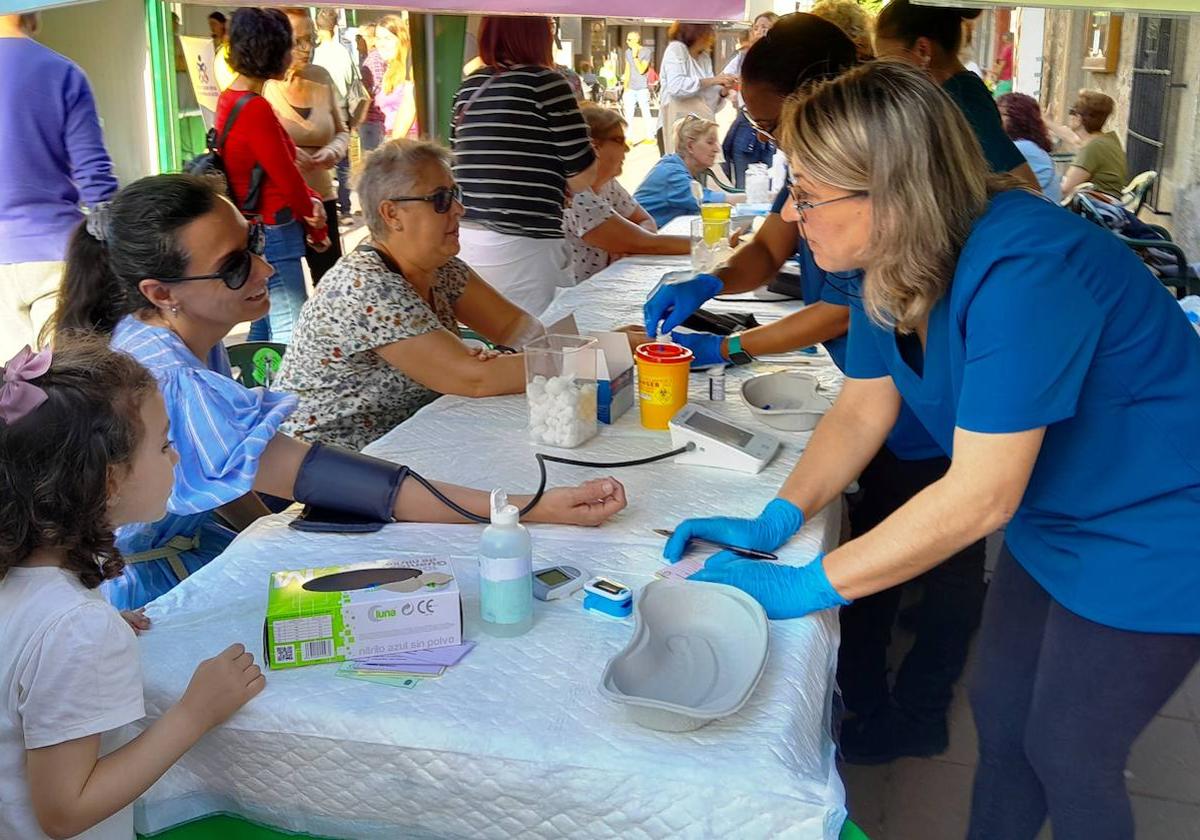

{"left": 839, "top": 705, "right": 949, "bottom": 765}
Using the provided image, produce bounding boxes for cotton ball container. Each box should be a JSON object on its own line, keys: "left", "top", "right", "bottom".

{"left": 524, "top": 335, "right": 600, "bottom": 449}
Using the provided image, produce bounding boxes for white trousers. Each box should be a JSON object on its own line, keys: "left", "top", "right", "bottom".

{"left": 456, "top": 227, "right": 572, "bottom": 317}
{"left": 0, "top": 260, "right": 62, "bottom": 359}
{"left": 623, "top": 88, "right": 653, "bottom": 143}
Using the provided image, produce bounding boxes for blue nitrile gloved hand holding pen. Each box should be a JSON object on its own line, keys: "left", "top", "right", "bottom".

{"left": 670, "top": 331, "right": 726, "bottom": 368}
{"left": 644, "top": 273, "right": 724, "bottom": 336}
{"left": 691, "top": 551, "right": 851, "bottom": 619}
{"left": 664, "top": 498, "right": 805, "bottom": 561}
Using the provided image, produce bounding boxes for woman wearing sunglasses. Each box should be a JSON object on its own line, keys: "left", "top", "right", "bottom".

{"left": 48, "top": 173, "right": 628, "bottom": 611}
{"left": 277, "top": 140, "right": 548, "bottom": 451}
{"left": 646, "top": 14, "right": 986, "bottom": 766}
{"left": 667, "top": 62, "right": 1200, "bottom": 837}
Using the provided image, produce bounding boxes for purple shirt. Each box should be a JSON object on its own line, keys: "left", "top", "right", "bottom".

{"left": 361, "top": 50, "right": 387, "bottom": 127}
{"left": 0, "top": 38, "right": 117, "bottom": 264}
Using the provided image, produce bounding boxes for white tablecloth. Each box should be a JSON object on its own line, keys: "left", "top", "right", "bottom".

{"left": 130, "top": 241, "right": 850, "bottom": 839}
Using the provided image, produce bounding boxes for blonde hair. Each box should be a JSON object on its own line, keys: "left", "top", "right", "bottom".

{"left": 378, "top": 13, "right": 412, "bottom": 94}
{"left": 780, "top": 61, "right": 1016, "bottom": 332}
{"left": 673, "top": 114, "right": 718, "bottom": 159}
{"left": 809, "top": 0, "right": 873, "bottom": 57}
{"left": 579, "top": 101, "right": 626, "bottom": 138}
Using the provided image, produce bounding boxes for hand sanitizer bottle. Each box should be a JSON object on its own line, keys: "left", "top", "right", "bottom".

{"left": 478, "top": 489, "right": 533, "bottom": 637}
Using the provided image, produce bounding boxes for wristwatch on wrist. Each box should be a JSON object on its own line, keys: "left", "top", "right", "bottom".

{"left": 726, "top": 333, "right": 755, "bottom": 366}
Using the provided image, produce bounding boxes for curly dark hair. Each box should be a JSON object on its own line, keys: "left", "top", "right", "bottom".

{"left": 228, "top": 7, "right": 292, "bottom": 79}
{"left": 997, "top": 92, "right": 1053, "bottom": 153}
{"left": 0, "top": 333, "right": 156, "bottom": 589}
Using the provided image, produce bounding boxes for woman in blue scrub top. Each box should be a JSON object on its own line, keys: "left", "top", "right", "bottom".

{"left": 648, "top": 13, "right": 987, "bottom": 764}
{"left": 665, "top": 62, "right": 1200, "bottom": 838}
{"left": 873, "top": 0, "right": 1040, "bottom": 191}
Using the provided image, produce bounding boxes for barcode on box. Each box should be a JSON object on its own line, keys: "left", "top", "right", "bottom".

{"left": 301, "top": 639, "right": 334, "bottom": 661}
{"left": 274, "top": 645, "right": 296, "bottom": 664}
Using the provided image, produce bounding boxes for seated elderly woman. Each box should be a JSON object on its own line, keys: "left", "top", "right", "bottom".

{"left": 634, "top": 115, "right": 745, "bottom": 229}
{"left": 276, "top": 140, "right": 547, "bottom": 450}
{"left": 563, "top": 104, "right": 690, "bottom": 284}
{"left": 1053, "top": 90, "right": 1129, "bottom": 198}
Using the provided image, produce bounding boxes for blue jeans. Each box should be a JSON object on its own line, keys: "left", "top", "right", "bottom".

{"left": 359, "top": 121, "right": 385, "bottom": 154}
{"left": 249, "top": 220, "right": 307, "bottom": 344}
{"left": 336, "top": 155, "right": 352, "bottom": 216}
{"left": 967, "top": 546, "right": 1200, "bottom": 839}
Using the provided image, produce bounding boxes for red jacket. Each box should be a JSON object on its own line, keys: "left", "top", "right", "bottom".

{"left": 214, "top": 89, "right": 328, "bottom": 240}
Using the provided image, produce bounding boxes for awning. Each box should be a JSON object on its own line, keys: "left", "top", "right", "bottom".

{"left": 1, "top": 0, "right": 99, "bottom": 12}
{"left": 917, "top": 0, "right": 1200, "bottom": 13}
{"left": 175, "top": 0, "right": 748, "bottom": 21}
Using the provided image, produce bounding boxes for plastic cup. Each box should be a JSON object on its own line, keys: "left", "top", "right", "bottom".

{"left": 691, "top": 217, "right": 731, "bottom": 274}
{"left": 635, "top": 342, "right": 694, "bottom": 430}
{"left": 700, "top": 202, "right": 732, "bottom": 222}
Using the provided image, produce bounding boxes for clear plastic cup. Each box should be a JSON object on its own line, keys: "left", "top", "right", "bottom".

{"left": 524, "top": 335, "right": 599, "bottom": 449}
{"left": 691, "top": 217, "right": 732, "bottom": 274}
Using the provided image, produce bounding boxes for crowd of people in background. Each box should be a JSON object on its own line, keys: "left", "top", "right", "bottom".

{"left": 2, "top": 4, "right": 1188, "bottom": 839}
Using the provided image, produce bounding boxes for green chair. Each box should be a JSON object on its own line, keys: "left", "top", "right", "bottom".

{"left": 226, "top": 342, "right": 286, "bottom": 389}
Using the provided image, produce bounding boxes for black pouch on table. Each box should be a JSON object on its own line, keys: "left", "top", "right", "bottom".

{"left": 680, "top": 309, "right": 761, "bottom": 336}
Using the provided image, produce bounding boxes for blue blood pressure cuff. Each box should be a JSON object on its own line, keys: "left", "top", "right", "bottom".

{"left": 292, "top": 443, "right": 409, "bottom": 523}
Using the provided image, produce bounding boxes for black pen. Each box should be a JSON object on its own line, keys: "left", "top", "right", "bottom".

{"left": 652, "top": 529, "right": 778, "bottom": 561}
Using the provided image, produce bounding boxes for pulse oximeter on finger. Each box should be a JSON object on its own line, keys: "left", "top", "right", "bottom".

{"left": 583, "top": 576, "right": 633, "bottom": 619}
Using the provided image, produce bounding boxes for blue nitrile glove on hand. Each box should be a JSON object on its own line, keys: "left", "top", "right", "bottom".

{"left": 664, "top": 498, "right": 805, "bottom": 562}
{"left": 644, "top": 273, "right": 724, "bottom": 336}
{"left": 670, "top": 331, "right": 726, "bottom": 368}
{"left": 691, "top": 552, "right": 851, "bottom": 619}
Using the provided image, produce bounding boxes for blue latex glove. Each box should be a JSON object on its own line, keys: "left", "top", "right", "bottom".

{"left": 670, "top": 330, "right": 726, "bottom": 369}
{"left": 664, "top": 498, "right": 804, "bottom": 562}
{"left": 643, "top": 273, "right": 723, "bottom": 336}
{"left": 691, "top": 551, "right": 851, "bottom": 619}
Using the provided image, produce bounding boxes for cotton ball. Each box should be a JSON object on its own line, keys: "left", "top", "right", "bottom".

{"left": 546, "top": 376, "right": 565, "bottom": 396}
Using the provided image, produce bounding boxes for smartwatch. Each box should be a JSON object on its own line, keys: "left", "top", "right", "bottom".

{"left": 726, "top": 333, "right": 755, "bottom": 366}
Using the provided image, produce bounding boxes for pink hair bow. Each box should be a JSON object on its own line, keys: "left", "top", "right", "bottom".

{"left": 0, "top": 345, "right": 52, "bottom": 425}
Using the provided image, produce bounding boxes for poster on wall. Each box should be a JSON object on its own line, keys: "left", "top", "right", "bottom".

{"left": 179, "top": 35, "right": 219, "bottom": 127}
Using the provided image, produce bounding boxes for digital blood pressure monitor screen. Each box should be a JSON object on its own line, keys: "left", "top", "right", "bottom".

{"left": 684, "top": 412, "right": 755, "bottom": 448}
{"left": 536, "top": 568, "right": 570, "bottom": 587}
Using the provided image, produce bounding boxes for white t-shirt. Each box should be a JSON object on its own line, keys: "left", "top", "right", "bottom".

{"left": 564, "top": 180, "right": 643, "bottom": 284}
{"left": 0, "top": 567, "right": 145, "bottom": 840}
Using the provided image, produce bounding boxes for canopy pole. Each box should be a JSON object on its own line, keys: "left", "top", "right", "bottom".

{"left": 146, "top": 0, "right": 180, "bottom": 173}
{"left": 425, "top": 13, "right": 437, "bottom": 138}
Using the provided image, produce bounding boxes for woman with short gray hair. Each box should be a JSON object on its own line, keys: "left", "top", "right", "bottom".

{"left": 277, "top": 139, "right": 546, "bottom": 450}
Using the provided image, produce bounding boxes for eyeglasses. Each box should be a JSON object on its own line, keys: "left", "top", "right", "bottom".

{"left": 1068, "top": 107, "right": 1080, "bottom": 116}
{"left": 596, "top": 134, "right": 627, "bottom": 148}
{"left": 158, "top": 221, "right": 265, "bottom": 290}
{"left": 387, "top": 184, "right": 463, "bottom": 215}
{"left": 741, "top": 107, "right": 777, "bottom": 143}
{"left": 788, "top": 185, "right": 868, "bottom": 222}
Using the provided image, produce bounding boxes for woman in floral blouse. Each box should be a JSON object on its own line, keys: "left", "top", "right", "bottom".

{"left": 276, "top": 140, "right": 546, "bottom": 450}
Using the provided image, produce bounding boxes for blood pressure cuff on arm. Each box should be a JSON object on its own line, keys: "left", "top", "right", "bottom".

{"left": 292, "top": 443, "right": 409, "bottom": 523}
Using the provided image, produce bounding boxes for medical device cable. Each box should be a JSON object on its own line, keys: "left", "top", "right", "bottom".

{"left": 406, "top": 443, "right": 697, "bottom": 524}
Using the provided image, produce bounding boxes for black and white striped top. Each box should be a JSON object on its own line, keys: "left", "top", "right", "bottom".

{"left": 451, "top": 66, "right": 595, "bottom": 240}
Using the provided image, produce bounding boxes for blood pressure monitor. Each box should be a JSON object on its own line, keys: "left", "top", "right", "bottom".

{"left": 668, "top": 404, "right": 780, "bottom": 474}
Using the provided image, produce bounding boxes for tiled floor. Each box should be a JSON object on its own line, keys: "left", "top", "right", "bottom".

{"left": 840, "top": 644, "right": 1200, "bottom": 839}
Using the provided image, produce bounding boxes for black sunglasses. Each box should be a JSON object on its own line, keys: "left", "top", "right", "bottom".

{"left": 158, "top": 221, "right": 265, "bottom": 290}
{"left": 388, "top": 185, "right": 463, "bottom": 215}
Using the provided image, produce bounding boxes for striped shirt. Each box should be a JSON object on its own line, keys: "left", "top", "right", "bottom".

{"left": 451, "top": 66, "right": 595, "bottom": 240}
{"left": 110, "top": 316, "right": 296, "bottom": 517}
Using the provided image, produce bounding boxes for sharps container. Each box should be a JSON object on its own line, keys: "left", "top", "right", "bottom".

{"left": 524, "top": 334, "right": 599, "bottom": 448}
{"left": 635, "top": 341, "right": 694, "bottom": 430}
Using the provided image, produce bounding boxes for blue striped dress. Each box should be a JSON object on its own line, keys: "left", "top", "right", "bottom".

{"left": 103, "top": 316, "right": 297, "bottom": 610}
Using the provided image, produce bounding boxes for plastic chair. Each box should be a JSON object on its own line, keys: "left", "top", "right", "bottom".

{"left": 1069, "top": 192, "right": 1198, "bottom": 298}
{"left": 1121, "top": 170, "right": 1158, "bottom": 216}
{"left": 226, "top": 341, "right": 286, "bottom": 389}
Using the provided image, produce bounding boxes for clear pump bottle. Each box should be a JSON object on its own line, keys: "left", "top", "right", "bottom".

{"left": 478, "top": 490, "right": 533, "bottom": 637}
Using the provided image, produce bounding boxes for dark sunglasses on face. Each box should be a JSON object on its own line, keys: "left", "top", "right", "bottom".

{"left": 388, "top": 184, "right": 463, "bottom": 215}
{"left": 158, "top": 221, "right": 266, "bottom": 291}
